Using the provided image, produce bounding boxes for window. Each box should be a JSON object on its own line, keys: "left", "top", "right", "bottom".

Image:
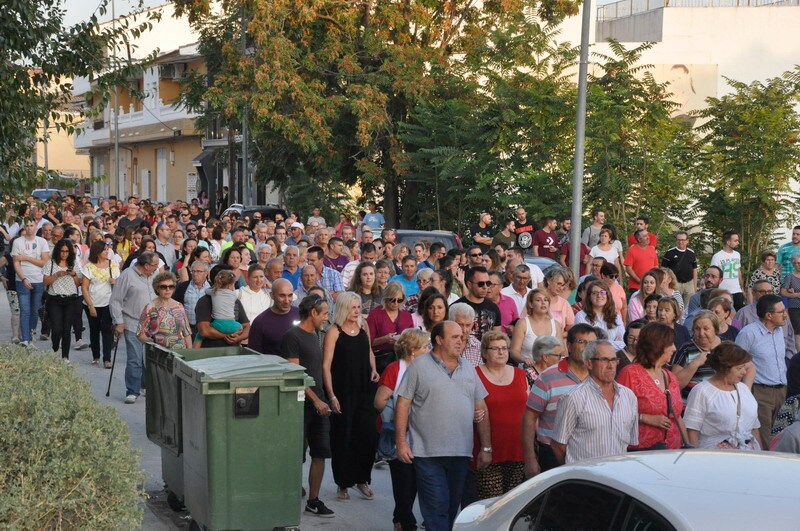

{"left": 622, "top": 501, "right": 675, "bottom": 531}
{"left": 511, "top": 481, "right": 624, "bottom": 531}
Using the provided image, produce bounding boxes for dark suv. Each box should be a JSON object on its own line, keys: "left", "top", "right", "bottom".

{"left": 394, "top": 229, "right": 463, "bottom": 251}
{"left": 221, "top": 203, "right": 288, "bottom": 222}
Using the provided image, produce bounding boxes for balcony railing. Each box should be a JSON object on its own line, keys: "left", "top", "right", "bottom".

{"left": 74, "top": 99, "right": 198, "bottom": 149}
{"left": 597, "top": 0, "right": 799, "bottom": 21}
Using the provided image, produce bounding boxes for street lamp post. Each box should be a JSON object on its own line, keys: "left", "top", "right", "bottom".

{"left": 569, "top": 0, "right": 593, "bottom": 277}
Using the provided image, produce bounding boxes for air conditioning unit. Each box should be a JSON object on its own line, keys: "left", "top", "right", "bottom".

{"left": 159, "top": 63, "right": 186, "bottom": 80}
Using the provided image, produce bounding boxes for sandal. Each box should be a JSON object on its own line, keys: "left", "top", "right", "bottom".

{"left": 356, "top": 483, "right": 374, "bottom": 500}
{"left": 337, "top": 487, "right": 350, "bottom": 500}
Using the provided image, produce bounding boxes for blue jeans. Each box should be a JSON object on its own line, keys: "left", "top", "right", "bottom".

{"left": 123, "top": 329, "right": 145, "bottom": 397}
{"left": 414, "top": 456, "right": 470, "bottom": 531}
{"left": 17, "top": 281, "right": 44, "bottom": 342}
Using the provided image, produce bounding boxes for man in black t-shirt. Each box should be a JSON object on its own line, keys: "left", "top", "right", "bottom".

{"left": 470, "top": 213, "right": 494, "bottom": 253}
{"left": 514, "top": 207, "right": 537, "bottom": 256}
{"left": 454, "top": 266, "right": 501, "bottom": 341}
{"left": 281, "top": 294, "right": 335, "bottom": 518}
{"left": 661, "top": 231, "right": 698, "bottom": 307}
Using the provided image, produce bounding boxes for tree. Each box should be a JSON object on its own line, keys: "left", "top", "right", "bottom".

{"left": 694, "top": 67, "right": 800, "bottom": 275}
{"left": 172, "top": 0, "right": 583, "bottom": 227}
{"left": 0, "top": 0, "right": 160, "bottom": 189}
{"left": 583, "top": 40, "right": 698, "bottom": 250}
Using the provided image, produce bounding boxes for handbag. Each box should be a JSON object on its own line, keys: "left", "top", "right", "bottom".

{"left": 664, "top": 370, "right": 693, "bottom": 449}
{"left": 714, "top": 385, "right": 756, "bottom": 451}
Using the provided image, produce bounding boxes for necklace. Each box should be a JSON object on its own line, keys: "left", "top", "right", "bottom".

{"left": 648, "top": 368, "right": 661, "bottom": 386}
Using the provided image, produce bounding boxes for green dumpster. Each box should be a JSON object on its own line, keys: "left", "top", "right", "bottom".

{"left": 144, "top": 345, "right": 265, "bottom": 511}
{"left": 176, "top": 354, "right": 312, "bottom": 531}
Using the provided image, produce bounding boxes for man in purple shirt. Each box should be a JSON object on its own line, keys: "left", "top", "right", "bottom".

{"left": 323, "top": 237, "right": 349, "bottom": 273}
{"left": 248, "top": 279, "right": 300, "bottom": 355}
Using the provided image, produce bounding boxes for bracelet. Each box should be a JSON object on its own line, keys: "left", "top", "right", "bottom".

{"left": 639, "top": 413, "right": 644, "bottom": 423}
{"left": 330, "top": 395, "right": 337, "bottom": 401}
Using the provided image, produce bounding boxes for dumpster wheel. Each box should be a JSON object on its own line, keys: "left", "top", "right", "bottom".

{"left": 166, "top": 490, "right": 185, "bottom": 512}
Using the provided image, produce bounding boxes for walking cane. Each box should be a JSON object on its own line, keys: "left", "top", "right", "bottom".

{"left": 105, "top": 335, "right": 121, "bottom": 398}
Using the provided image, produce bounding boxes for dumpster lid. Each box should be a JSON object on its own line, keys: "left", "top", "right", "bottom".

{"left": 182, "top": 354, "right": 304, "bottom": 381}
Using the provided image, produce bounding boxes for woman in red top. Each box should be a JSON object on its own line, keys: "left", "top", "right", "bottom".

{"left": 616, "top": 322, "right": 689, "bottom": 450}
{"left": 367, "top": 281, "right": 414, "bottom": 375}
{"left": 474, "top": 331, "right": 529, "bottom": 500}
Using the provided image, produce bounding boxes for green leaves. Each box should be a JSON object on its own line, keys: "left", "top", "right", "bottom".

{"left": 1, "top": 0, "right": 161, "bottom": 189}
{"left": 694, "top": 66, "right": 800, "bottom": 273}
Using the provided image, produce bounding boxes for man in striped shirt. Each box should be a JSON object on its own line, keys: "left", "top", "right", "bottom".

{"left": 522, "top": 323, "right": 596, "bottom": 477}
{"left": 552, "top": 340, "right": 638, "bottom": 464}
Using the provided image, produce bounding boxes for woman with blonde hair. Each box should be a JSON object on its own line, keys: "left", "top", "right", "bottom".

{"left": 323, "top": 292, "right": 379, "bottom": 501}
{"left": 367, "top": 281, "right": 414, "bottom": 375}
{"left": 374, "top": 328, "right": 429, "bottom": 531}
{"left": 510, "top": 288, "right": 562, "bottom": 367}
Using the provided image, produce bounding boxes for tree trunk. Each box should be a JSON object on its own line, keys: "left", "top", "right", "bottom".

{"left": 400, "top": 180, "right": 419, "bottom": 229}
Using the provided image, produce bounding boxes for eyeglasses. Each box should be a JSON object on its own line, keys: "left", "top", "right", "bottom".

{"left": 485, "top": 346, "right": 509, "bottom": 353}
{"left": 469, "top": 253, "right": 483, "bottom": 258}
{"left": 590, "top": 357, "right": 620, "bottom": 364}
{"left": 590, "top": 290, "right": 608, "bottom": 297}
{"left": 191, "top": 269, "right": 206, "bottom": 274}
{"left": 626, "top": 335, "right": 640, "bottom": 343}
{"left": 385, "top": 297, "right": 405, "bottom": 303}
{"left": 545, "top": 352, "right": 566, "bottom": 359}
{"left": 472, "top": 281, "right": 492, "bottom": 288}
{"left": 158, "top": 284, "right": 176, "bottom": 290}
{"left": 573, "top": 339, "right": 591, "bottom": 345}
{"left": 606, "top": 274, "right": 618, "bottom": 279}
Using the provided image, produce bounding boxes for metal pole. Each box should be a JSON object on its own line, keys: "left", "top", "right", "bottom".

{"left": 240, "top": 1, "right": 250, "bottom": 206}
{"left": 569, "top": 0, "right": 593, "bottom": 277}
{"left": 112, "top": 0, "right": 121, "bottom": 198}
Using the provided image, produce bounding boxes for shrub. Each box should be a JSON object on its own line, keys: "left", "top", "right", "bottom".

{"left": 0, "top": 345, "right": 143, "bottom": 528}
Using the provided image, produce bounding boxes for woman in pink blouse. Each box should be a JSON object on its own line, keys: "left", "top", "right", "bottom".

{"left": 367, "top": 281, "right": 414, "bottom": 375}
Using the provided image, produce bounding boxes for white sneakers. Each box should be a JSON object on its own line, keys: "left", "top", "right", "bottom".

{"left": 125, "top": 394, "right": 137, "bottom": 404}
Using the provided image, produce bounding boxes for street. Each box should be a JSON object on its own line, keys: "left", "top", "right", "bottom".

{"left": 0, "top": 287, "right": 408, "bottom": 530}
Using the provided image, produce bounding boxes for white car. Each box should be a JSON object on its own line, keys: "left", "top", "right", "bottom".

{"left": 454, "top": 450, "right": 800, "bottom": 530}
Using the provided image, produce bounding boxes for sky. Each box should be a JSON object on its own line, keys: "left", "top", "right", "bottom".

{"left": 63, "top": 0, "right": 165, "bottom": 26}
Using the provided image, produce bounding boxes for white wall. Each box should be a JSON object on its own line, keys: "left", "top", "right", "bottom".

{"left": 557, "top": 5, "right": 800, "bottom": 99}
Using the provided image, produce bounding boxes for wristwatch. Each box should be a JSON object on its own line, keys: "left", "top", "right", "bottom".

{"left": 481, "top": 447, "right": 493, "bottom": 453}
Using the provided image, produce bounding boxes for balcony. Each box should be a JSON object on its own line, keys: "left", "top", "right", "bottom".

{"left": 597, "top": 0, "right": 799, "bottom": 21}
{"left": 74, "top": 98, "right": 199, "bottom": 149}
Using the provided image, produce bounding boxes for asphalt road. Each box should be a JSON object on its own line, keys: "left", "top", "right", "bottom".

{"left": 0, "top": 286, "right": 411, "bottom": 530}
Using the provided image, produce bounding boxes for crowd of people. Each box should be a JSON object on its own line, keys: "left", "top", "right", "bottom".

{"left": 2, "top": 194, "right": 800, "bottom": 531}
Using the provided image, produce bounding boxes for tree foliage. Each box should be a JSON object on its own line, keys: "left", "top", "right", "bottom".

{"left": 0, "top": 0, "right": 160, "bottom": 189}
{"left": 694, "top": 67, "right": 800, "bottom": 273}
{"left": 583, "top": 40, "right": 697, "bottom": 250}
{"left": 173, "top": 0, "right": 582, "bottom": 227}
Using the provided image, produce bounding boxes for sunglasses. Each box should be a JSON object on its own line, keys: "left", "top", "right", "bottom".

{"left": 469, "top": 253, "right": 483, "bottom": 258}
{"left": 471, "top": 281, "right": 492, "bottom": 288}
{"left": 385, "top": 297, "right": 405, "bottom": 303}
{"left": 158, "top": 284, "right": 176, "bottom": 290}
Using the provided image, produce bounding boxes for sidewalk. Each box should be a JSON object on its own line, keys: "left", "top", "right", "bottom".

{"left": 0, "top": 286, "right": 403, "bottom": 529}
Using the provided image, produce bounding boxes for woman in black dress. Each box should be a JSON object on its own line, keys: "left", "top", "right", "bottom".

{"left": 323, "top": 291, "right": 380, "bottom": 501}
